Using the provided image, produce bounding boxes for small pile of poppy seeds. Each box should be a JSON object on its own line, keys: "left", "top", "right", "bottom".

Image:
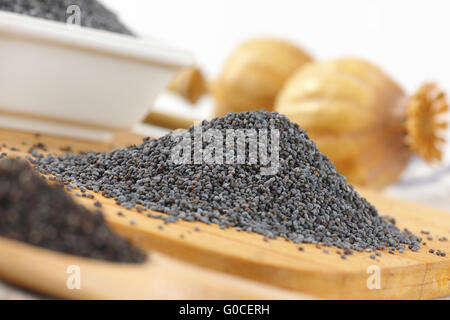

{"left": 0, "top": 0, "right": 133, "bottom": 35}
{"left": 33, "top": 111, "right": 423, "bottom": 253}
{"left": 0, "top": 159, "right": 146, "bottom": 263}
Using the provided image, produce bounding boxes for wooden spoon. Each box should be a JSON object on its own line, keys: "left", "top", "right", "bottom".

{"left": 0, "top": 237, "right": 311, "bottom": 299}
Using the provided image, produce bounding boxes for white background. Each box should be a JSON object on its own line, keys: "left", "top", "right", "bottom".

{"left": 104, "top": 0, "right": 450, "bottom": 93}
{"left": 104, "top": 0, "right": 450, "bottom": 207}
{"left": 105, "top": 0, "right": 450, "bottom": 146}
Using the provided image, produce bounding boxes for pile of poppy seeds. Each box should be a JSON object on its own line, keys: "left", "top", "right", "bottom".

{"left": 0, "top": 159, "right": 146, "bottom": 263}
{"left": 0, "top": 0, "right": 133, "bottom": 35}
{"left": 32, "top": 111, "right": 424, "bottom": 254}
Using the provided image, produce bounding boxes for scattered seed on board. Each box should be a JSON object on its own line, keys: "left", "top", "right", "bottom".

{"left": 136, "top": 206, "right": 144, "bottom": 213}
{"left": 344, "top": 249, "right": 353, "bottom": 255}
{"left": 370, "top": 254, "right": 376, "bottom": 260}
{"left": 323, "top": 249, "right": 329, "bottom": 254}
{"left": 435, "top": 250, "right": 446, "bottom": 257}
{"left": 439, "top": 237, "right": 448, "bottom": 242}
{"left": 158, "top": 225, "right": 164, "bottom": 230}
{"left": 429, "top": 249, "right": 435, "bottom": 254}
{"left": 194, "top": 227, "right": 200, "bottom": 232}
{"left": 60, "top": 146, "right": 73, "bottom": 153}
{"left": 94, "top": 201, "right": 102, "bottom": 208}
{"left": 32, "top": 142, "right": 47, "bottom": 151}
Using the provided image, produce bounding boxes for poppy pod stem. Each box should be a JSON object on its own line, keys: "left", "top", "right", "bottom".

{"left": 167, "top": 67, "right": 208, "bottom": 104}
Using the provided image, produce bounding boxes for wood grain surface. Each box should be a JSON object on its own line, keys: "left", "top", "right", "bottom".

{"left": 1, "top": 127, "right": 450, "bottom": 299}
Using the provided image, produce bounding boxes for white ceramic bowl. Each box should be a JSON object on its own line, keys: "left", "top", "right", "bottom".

{"left": 0, "top": 11, "right": 192, "bottom": 141}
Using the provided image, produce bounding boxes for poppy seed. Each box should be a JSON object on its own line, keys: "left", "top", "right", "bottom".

{"left": 0, "top": 0, "right": 134, "bottom": 35}
{"left": 0, "top": 159, "right": 145, "bottom": 263}
{"left": 31, "top": 111, "right": 422, "bottom": 253}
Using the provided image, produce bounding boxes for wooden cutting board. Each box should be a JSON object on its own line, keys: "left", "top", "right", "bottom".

{"left": 1, "top": 127, "right": 450, "bottom": 299}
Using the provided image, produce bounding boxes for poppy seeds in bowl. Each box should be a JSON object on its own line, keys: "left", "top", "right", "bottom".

{"left": 0, "top": 0, "right": 134, "bottom": 35}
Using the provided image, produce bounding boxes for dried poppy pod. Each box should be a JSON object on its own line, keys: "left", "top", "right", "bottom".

{"left": 275, "top": 58, "right": 448, "bottom": 188}
{"left": 167, "top": 38, "right": 313, "bottom": 116}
